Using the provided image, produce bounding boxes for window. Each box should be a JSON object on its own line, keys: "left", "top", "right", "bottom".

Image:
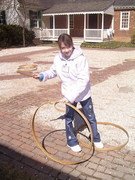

{"left": 120, "top": 11, "right": 130, "bottom": 30}
{"left": 0, "top": 11, "right": 6, "bottom": 25}
{"left": 29, "top": 10, "right": 41, "bottom": 28}
{"left": 70, "top": 15, "right": 74, "bottom": 29}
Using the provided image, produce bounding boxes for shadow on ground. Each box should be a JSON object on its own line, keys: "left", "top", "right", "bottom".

{"left": 0, "top": 144, "right": 79, "bottom": 180}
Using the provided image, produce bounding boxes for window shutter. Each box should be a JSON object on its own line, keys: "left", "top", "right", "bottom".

{"left": 0, "top": 11, "right": 6, "bottom": 25}
{"left": 29, "top": 10, "right": 33, "bottom": 28}
{"left": 38, "top": 11, "right": 41, "bottom": 27}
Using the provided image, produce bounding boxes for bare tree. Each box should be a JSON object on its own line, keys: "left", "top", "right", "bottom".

{"left": 13, "top": 0, "right": 27, "bottom": 47}
{"left": 13, "top": 0, "right": 42, "bottom": 47}
{"left": 1, "top": 0, "right": 43, "bottom": 47}
{"left": 0, "top": 0, "right": 27, "bottom": 46}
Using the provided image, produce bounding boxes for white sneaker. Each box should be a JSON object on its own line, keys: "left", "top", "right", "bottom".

{"left": 67, "top": 144, "right": 82, "bottom": 152}
{"left": 94, "top": 141, "right": 104, "bottom": 149}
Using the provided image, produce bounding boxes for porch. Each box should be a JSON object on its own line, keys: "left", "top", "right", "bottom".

{"left": 33, "top": 6, "right": 114, "bottom": 43}
{"left": 34, "top": 1, "right": 115, "bottom": 43}
{"left": 33, "top": 28, "right": 112, "bottom": 42}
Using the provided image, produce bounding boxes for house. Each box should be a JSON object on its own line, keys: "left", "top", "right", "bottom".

{"left": 114, "top": 0, "right": 135, "bottom": 42}
{"left": 0, "top": 0, "right": 47, "bottom": 28}
{"left": 0, "top": 0, "right": 135, "bottom": 42}
{"left": 40, "top": 0, "right": 115, "bottom": 42}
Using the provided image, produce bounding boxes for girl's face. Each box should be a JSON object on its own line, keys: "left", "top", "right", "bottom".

{"left": 60, "top": 42, "right": 73, "bottom": 59}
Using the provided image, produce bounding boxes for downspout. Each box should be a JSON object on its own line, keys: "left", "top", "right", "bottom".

{"left": 84, "top": 13, "right": 86, "bottom": 41}
{"left": 53, "top": 15, "right": 55, "bottom": 38}
{"left": 67, "top": 14, "right": 70, "bottom": 34}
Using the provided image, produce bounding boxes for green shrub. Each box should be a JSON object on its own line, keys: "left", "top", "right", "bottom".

{"left": 25, "top": 28, "right": 35, "bottom": 45}
{"left": 81, "top": 41, "right": 135, "bottom": 49}
{"left": 0, "top": 24, "right": 35, "bottom": 47}
{"left": 0, "top": 25, "right": 8, "bottom": 47}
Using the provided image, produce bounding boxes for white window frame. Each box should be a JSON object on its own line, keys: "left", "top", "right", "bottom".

{"left": 120, "top": 11, "right": 130, "bottom": 30}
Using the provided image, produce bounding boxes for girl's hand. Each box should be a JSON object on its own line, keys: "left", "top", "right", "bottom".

{"left": 33, "top": 72, "right": 40, "bottom": 79}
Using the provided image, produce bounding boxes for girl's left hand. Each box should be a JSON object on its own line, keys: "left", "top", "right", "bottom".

{"left": 32, "top": 72, "right": 40, "bottom": 79}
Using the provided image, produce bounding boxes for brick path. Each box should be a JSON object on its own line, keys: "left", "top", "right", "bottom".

{"left": 0, "top": 47, "right": 135, "bottom": 180}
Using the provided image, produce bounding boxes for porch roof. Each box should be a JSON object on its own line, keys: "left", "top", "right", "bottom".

{"left": 42, "top": 0, "right": 114, "bottom": 16}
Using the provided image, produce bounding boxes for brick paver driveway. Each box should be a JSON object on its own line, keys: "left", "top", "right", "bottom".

{"left": 0, "top": 46, "right": 135, "bottom": 180}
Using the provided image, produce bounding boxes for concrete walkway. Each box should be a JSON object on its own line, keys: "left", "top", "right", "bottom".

{"left": 0, "top": 46, "right": 135, "bottom": 180}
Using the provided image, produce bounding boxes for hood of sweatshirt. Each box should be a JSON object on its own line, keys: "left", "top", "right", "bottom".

{"left": 58, "top": 47, "right": 83, "bottom": 61}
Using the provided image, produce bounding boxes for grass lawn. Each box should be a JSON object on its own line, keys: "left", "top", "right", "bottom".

{"left": 81, "top": 41, "right": 135, "bottom": 49}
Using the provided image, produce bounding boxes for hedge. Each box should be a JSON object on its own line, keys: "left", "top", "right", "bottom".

{"left": 0, "top": 24, "right": 35, "bottom": 48}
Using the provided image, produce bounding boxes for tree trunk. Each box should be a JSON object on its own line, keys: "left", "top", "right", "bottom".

{"left": 22, "top": 26, "right": 26, "bottom": 47}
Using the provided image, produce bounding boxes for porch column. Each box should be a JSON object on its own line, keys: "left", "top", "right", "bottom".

{"left": 84, "top": 14, "right": 86, "bottom": 40}
{"left": 53, "top": 15, "right": 55, "bottom": 38}
{"left": 101, "top": 13, "right": 104, "bottom": 41}
{"left": 112, "top": 16, "right": 114, "bottom": 31}
{"left": 97, "top": 14, "right": 100, "bottom": 28}
{"left": 67, "top": 14, "right": 70, "bottom": 34}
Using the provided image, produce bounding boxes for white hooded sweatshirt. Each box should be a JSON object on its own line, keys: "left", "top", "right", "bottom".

{"left": 41, "top": 47, "right": 91, "bottom": 103}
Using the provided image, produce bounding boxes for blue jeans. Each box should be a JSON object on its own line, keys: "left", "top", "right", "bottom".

{"left": 65, "top": 97, "right": 101, "bottom": 147}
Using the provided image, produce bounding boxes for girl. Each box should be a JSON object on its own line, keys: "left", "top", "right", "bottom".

{"left": 33, "top": 33, "right": 103, "bottom": 152}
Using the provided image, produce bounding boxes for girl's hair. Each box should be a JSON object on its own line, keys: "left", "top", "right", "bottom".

{"left": 58, "top": 33, "right": 73, "bottom": 48}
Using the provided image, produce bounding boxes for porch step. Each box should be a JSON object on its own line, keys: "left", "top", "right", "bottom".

{"left": 73, "top": 38, "right": 84, "bottom": 47}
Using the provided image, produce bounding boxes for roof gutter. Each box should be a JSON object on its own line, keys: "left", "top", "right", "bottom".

{"left": 114, "top": 6, "right": 135, "bottom": 10}
{"left": 42, "top": 11, "right": 105, "bottom": 16}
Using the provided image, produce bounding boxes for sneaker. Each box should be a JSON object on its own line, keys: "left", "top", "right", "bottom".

{"left": 94, "top": 141, "right": 104, "bottom": 149}
{"left": 67, "top": 144, "right": 82, "bottom": 152}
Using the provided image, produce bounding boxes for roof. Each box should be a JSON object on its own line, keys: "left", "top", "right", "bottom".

{"left": 114, "top": 0, "right": 135, "bottom": 9}
{"left": 42, "top": 0, "right": 114, "bottom": 15}
{"left": 18, "top": 0, "right": 50, "bottom": 10}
